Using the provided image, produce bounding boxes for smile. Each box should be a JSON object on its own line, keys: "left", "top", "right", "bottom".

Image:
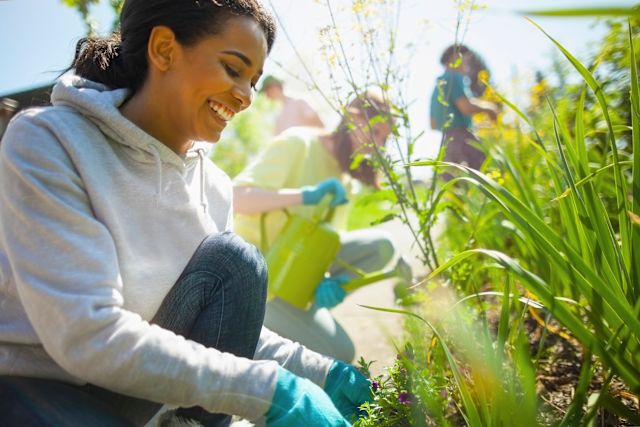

{"left": 208, "top": 101, "right": 235, "bottom": 122}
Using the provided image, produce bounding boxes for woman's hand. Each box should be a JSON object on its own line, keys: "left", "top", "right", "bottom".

{"left": 323, "top": 361, "right": 372, "bottom": 421}
{"left": 266, "top": 367, "right": 351, "bottom": 426}
{"left": 301, "top": 178, "right": 348, "bottom": 207}
{"left": 314, "top": 275, "right": 349, "bottom": 308}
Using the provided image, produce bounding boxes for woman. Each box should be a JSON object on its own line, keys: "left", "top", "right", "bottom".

{"left": 233, "top": 91, "right": 411, "bottom": 362}
{"left": 0, "top": 1, "right": 369, "bottom": 426}
{"left": 429, "top": 44, "right": 498, "bottom": 179}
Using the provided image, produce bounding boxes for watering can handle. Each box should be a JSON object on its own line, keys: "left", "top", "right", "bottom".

{"left": 259, "top": 212, "right": 268, "bottom": 254}
{"left": 260, "top": 209, "right": 291, "bottom": 253}
{"left": 259, "top": 194, "right": 335, "bottom": 253}
{"left": 311, "top": 194, "right": 336, "bottom": 223}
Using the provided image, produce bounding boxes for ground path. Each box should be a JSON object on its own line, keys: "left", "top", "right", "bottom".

{"left": 331, "top": 217, "right": 425, "bottom": 377}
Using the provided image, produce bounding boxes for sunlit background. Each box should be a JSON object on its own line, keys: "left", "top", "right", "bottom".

{"left": 0, "top": 0, "right": 634, "bottom": 161}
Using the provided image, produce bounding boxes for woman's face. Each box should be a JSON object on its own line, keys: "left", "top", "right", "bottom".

{"left": 350, "top": 114, "right": 392, "bottom": 155}
{"left": 159, "top": 16, "right": 268, "bottom": 149}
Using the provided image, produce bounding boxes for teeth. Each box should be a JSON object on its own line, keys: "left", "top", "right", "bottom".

{"left": 208, "top": 101, "right": 234, "bottom": 121}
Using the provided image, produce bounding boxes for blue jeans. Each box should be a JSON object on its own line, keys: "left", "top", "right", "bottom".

{"left": 0, "top": 232, "right": 268, "bottom": 427}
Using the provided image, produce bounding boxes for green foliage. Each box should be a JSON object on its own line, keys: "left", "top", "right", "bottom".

{"left": 522, "top": 5, "right": 640, "bottom": 18}
{"left": 209, "top": 95, "right": 275, "bottom": 178}
{"left": 346, "top": 187, "right": 397, "bottom": 230}
{"left": 358, "top": 295, "right": 541, "bottom": 426}
{"left": 60, "top": 0, "right": 120, "bottom": 34}
{"left": 355, "top": 349, "right": 436, "bottom": 427}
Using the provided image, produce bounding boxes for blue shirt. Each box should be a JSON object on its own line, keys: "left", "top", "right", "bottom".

{"left": 429, "top": 70, "right": 472, "bottom": 130}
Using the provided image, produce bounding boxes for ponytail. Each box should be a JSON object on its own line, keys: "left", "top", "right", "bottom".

{"left": 70, "top": 34, "right": 129, "bottom": 90}
{"left": 70, "top": 32, "right": 149, "bottom": 91}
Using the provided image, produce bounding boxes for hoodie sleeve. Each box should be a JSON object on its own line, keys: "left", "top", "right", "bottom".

{"left": 255, "top": 326, "right": 334, "bottom": 388}
{"left": 0, "top": 113, "right": 279, "bottom": 421}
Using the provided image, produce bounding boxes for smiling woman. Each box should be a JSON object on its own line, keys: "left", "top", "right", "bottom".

{"left": 119, "top": 17, "right": 268, "bottom": 153}
{"left": 0, "top": 1, "right": 369, "bottom": 426}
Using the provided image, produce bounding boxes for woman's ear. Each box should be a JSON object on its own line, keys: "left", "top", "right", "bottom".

{"left": 147, "top": 26, "right": 177, "bottom": 72}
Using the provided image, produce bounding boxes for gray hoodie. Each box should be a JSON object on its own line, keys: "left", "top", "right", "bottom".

{"left": 0, "top": 75, "right": 332, "bottom": 420}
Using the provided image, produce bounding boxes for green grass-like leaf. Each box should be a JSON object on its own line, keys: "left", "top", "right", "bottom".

{"left": 522, "top": 6, "right": 640, "bottom": 18}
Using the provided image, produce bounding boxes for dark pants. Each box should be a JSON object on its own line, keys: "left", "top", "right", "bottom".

{"left": 441, "top": 128, "right": 485, "bottom": 181}
{"left": 0, "top": 231, "right": 268, "bottom": 427}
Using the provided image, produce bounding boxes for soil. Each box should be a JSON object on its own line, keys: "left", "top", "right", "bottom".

{"left": 527, "top": 316, "right": 640, "bottom": 426}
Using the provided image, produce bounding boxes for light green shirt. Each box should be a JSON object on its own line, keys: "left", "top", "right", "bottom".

{"left": 233, "top": 127, "right": 350, "bottom": 249}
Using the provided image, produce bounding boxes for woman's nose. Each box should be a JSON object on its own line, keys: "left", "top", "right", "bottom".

{"left": 232, "top": 83, "right": 253, "bottom": 110}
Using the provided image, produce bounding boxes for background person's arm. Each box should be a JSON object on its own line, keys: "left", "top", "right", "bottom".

{"left": 454, "top": 96, "right": 499, "bottom": 121}
{"left": 298, "top": 99, "right": 325, "bottom": 129}
{"left": 234, "top": 178, "right": 348, "bottom": 215}
{"left": 233, "top": 185, "right": 303, "bottom": 215}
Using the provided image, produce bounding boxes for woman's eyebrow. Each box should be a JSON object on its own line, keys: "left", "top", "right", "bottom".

{"left": 222, "top": 50, "right": 252, "bottom": 67}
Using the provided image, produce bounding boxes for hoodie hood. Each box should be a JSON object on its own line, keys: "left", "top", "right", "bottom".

{"left": 51, "top": 75, "right": 211, "bottom": 211}
{"left": 51, "top": 74, "right": 208, "bottom": 170}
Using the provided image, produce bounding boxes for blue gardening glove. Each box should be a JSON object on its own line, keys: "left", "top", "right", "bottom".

{"left": 315, "top": 275, "right": 349, "bottom": 308}
{"left": 266, "top": 367, "right": 351, "bottom": 427}
{"left": 301, "top": 177, "right": 348, "bottom": 207}
{"left": 324, "top": 360, "right": 372, "bottom": 421}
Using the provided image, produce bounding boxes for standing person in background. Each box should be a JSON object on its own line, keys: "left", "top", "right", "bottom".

{"left": 233, "top": 90, "right": 412, "bottom": 363}
{"left": 0, "top": 1, "right": 370, "bottom": 426}
{"left": 430, "top": 44, "right": 499, "bottom": 179}
{"left": 260, "top": 75, "right": 325, "bottom": 135}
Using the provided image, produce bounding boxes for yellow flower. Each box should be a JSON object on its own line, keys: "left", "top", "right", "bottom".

{"left": 486, "top": 169, "right": 505, "bottom": 185}
{"left": 477, "top": 69, "right": 489, "bottom": 86}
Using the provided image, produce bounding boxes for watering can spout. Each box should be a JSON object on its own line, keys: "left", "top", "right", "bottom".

{"left": 340, "top": 258, "right": 410, "bottom": 293}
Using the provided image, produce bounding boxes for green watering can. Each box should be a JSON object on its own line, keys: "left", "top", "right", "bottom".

{"left": 261, "top": 196, "right": 403, "bottom": 310}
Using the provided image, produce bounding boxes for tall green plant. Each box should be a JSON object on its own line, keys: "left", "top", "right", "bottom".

{"left": 411, "top": 19, "right": 640, "bottom": 422}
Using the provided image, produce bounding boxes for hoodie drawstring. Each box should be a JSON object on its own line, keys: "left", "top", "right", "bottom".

{"left": 196, "top": 148, "right": 208, "bottom": 215}
{"left": 149, "top": 144, "right": 163, "bottom": 206}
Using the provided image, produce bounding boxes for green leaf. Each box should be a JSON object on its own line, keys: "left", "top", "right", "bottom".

{"left": 629, "top": 19, "right": 640, "bottom": 293}
{"left": 522, "top": 6, "right": 640, "bottom": 18}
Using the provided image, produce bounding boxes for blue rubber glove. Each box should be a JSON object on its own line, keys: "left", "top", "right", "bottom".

{"left": 266, "top": 367, "right": 351, "bottom": 427}
{"left": 324, "top": 361, "right": 372, "bottom": 422}
{"left": 315, "top": 275, "right": 349, "bottom": 308}
{"left": 301, "top": 178, "right": 348, "bottom": 207}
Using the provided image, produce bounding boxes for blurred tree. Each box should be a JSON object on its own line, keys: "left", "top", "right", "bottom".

{"left": 60, "top": 0, "right": 122, "bottom": 35}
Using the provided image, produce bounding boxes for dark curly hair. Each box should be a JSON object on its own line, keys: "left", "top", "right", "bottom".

{"left": 333, "top": 90, "right": 391, "bottom": 188}
{"left": 439, "top": 43, "right": 470, "bottom": 67}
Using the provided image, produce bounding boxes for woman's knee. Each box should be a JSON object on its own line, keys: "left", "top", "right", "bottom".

{"left": 195, "top": 232, "right": 268, "bottom": 293}
{"left": 374, "top": 237, "right": 396, "bottom": 266}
